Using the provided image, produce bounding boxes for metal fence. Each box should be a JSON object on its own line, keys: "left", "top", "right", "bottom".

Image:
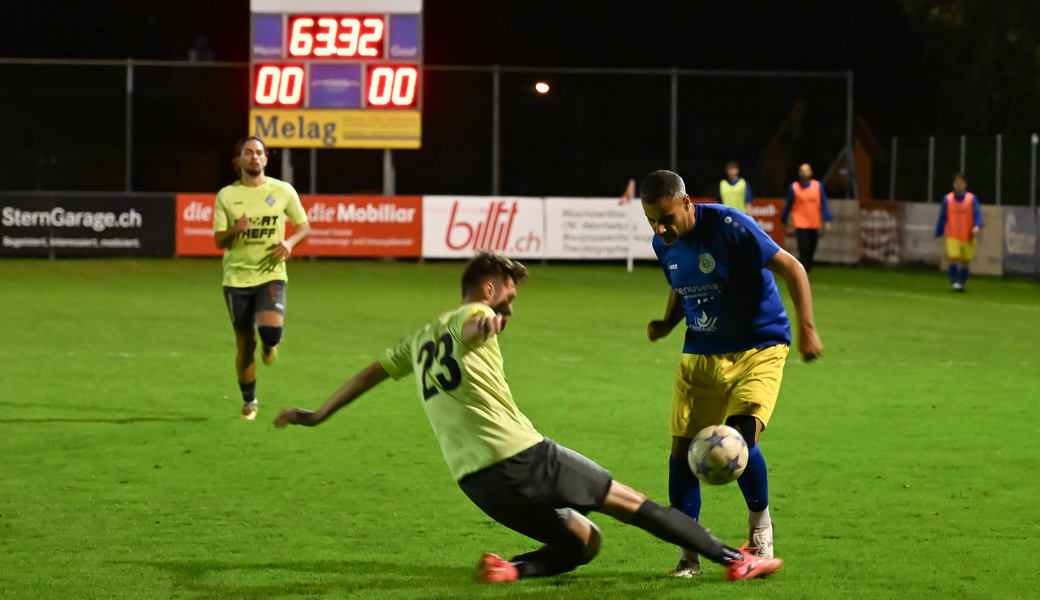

{"left": 882, "top": 134, "right": 1038, "bottom": 207}
{"left": 1, "top": 58, "right": 853, "bottom": 199}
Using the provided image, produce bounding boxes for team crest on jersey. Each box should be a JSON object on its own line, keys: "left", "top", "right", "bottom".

{"left": 698, "top": 253, "right": 716, "bottom": 273}
{"left": 266, "top": 194, "right": 276, "bottom": 206}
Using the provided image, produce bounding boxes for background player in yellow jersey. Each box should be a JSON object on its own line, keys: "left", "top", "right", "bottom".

{"left": 716, "top": 161, "right": 752, "bottom": 211}
{"left": 213, "top": 137, "right": 310, "bottom": 420}
{"left": 274, "top": 252, "right": 783, "bottom": 583}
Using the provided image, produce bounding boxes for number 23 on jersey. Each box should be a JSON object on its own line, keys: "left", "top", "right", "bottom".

{"left": 417, "top": 333, "right": 462, "bottom": 400}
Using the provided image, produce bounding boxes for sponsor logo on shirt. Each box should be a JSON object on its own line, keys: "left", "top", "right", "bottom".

{"left": 689, "top": 310, "right": 718, "bottom": 333}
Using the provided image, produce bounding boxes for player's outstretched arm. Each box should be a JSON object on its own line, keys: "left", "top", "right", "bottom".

{"left": 460, "top": 313, "right": 506, "bottom": 345}
{"left": 274, "top": 361, "right": 389, "bottom": 428}
{"left": 647, "top": 289, "right": 684, "bottom": 341}
{"left": 766, "top": 249, "right": 823, "bottom": 362}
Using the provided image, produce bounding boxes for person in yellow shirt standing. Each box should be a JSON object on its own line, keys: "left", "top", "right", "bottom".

{"left": 716, "top": 161, "right": 752, "bottom": 212}
{"left": 213, "top": 137, "right": 310, "bottom": 420}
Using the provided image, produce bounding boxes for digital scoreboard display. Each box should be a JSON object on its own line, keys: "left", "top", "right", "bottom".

{"left": 249, "top": 0, "right": 422, "bottom": 149}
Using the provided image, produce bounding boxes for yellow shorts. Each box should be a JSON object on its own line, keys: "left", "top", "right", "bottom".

{"left": 670, "top": 344, "right": 788, "bottom": 438}
{"left": 945, "top": 237, "right": 976, "bottom": 262}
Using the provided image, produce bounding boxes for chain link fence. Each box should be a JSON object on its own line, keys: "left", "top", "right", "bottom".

{"left": 1, "top": 59, "right": 851, "bottom": 198}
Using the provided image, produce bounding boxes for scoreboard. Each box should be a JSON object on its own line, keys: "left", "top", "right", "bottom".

{"left": 248, "top": 0, "right": 422, "bottom": 149}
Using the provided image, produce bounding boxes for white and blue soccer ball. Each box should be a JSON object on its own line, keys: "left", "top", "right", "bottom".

{"left": 687, "top": 424, "right": 749, "bottom": 485}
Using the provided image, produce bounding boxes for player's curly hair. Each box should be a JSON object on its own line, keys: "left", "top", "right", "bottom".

{"left": 639, "top": 169, "right": 686, "bottom": 204}
{"left": 461, "top": 251, "right": 528, "bottom": 297}
{"left": 231, "top": 136, "right": 267, "bottom": 175}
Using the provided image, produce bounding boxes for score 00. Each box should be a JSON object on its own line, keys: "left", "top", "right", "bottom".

{"left": 253, "top": 64, "right": 418, "bottom": 108}
{"left": 366, "top": 65, "right": 418, "bottom": 107}
{"left": 254, "top": 65, "right": 305, "bottom": 106}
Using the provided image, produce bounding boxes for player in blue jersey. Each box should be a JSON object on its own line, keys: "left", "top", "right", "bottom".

{"left": 639, "top": 169, "right": 823, "bottom": 577}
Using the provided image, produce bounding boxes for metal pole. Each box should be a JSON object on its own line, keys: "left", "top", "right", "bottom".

{"left": 281, "top": 149, "right": 292, "bottom": 184}
{"left": 383, "top": 149, "right": 395, "bottom": 195}
{"left": 889, "top": 136, "right": 897, "bottom": 201}
{"left": 927, "top": 136, "right": 935, "bottom": 202}
{"left": 1030, "top": 133, "right": 1037, "bottom": 210}
{"left": 959, "top": 134, "right": 966, "bottom": 174}
{"left": 669, "top": 69, "right": 678, "bottom": 172}
{"left": 846, "top": 70, "right": 857, "bottom": 201}
{"left": 492, "top": 66, "right": 501, "bottom": 195}
{"left": 995, "top": 134, "right": 1002, "bottom": 205}
{"left": 309, "top": 148, "right": 317, "bottom": 194}
{"left": 125, "top": 60, "right": 133, "bottom": 191}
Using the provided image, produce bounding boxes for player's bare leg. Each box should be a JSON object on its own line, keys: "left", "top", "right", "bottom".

{"left": 235, "top": 329, "right": 258, "bottom": 419}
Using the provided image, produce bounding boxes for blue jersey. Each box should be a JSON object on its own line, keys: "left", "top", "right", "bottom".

{"left": 652, "top": 204, "right": 791, "bottom": 354}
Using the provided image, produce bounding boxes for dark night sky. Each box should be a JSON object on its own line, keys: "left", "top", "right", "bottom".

{"left": 0, "top": 0, "right": 940, "bottom": 135}
{"left": 6, "top": 0, "right": 916, "bottom": 68}
{"left": 6, "top": 0, "right": 1039, "bottom": 136}
{"left": 3, "top": 0, "right": 1037, "bottom": 162}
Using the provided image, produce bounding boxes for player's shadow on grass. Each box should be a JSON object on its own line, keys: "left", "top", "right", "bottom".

{"left": 0, "top": 416, "right": 207, "bottom": 424}
{"left": 126, "top": 558, "right": 474, "bottom": 598}
{"left": 129, "top": 558, "right": 692, "bottom": 597}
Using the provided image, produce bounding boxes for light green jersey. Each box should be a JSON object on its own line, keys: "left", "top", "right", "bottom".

{"left": 379, "top": 303, "right": 544, "bottom": 480}
{"left": 719, "top": 177, "right": 749, "bottom": 211}
{"left": 213, "top": 177, "right": 307, "bottom": 287}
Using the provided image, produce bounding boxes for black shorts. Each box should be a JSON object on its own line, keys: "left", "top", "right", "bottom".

{"left": 223, "top": 281, "right": 286, "bottom": 332}
{"left": 458, "top": 439, "right": 613, "bottom": 546}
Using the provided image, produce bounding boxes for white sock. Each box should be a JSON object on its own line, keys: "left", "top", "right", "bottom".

{"left": 749, "top": 506, "right": 771, "bottom": 530}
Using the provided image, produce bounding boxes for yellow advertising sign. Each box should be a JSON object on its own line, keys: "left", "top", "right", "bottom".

{"left": 249, "top": 109, "right": 421, "bottom": 149}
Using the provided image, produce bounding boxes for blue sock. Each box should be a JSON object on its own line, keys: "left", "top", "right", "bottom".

{"left": 959, "top": 267, "right": 970, "bottom": 285}
{"left": 736, "top": 445, "right": 769, "bottom": 512}
{"left": 669, "top": 456, "right": 701, "bottom": 520}
{"left": 948, "top": 264, "right": 958, "bottom": 284}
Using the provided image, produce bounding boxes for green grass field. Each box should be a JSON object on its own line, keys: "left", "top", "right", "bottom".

{"left": 2, "top": 258, "right": 1039, "bottom": 599}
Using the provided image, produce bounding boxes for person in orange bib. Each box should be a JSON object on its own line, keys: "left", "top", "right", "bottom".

{"left": 780, "top": 163, "right": 833, "bottom": 273}
{"left": 934, "top": 172, "right": 983, "bottom": 292}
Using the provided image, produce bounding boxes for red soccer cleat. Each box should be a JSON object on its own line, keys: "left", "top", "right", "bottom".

{"left": 725, "top": 544, "right": 783, "bottom": 581}
{"left": 475, "top": 552, "right": 519, "bottom": 583}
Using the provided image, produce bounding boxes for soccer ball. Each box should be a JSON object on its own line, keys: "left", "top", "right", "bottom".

{"left": 687, "top": 425, "right": 749, "bottom": 485}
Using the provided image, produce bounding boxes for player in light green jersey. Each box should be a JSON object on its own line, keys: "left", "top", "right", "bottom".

{"left": 273, "top": 252, "right": 783, "bottom": 583}
{"left": 717, "top": 161, "right": 752, "bottom": 211}
{"left": 213, "top": 137, "right": 310, "bottom": 420}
